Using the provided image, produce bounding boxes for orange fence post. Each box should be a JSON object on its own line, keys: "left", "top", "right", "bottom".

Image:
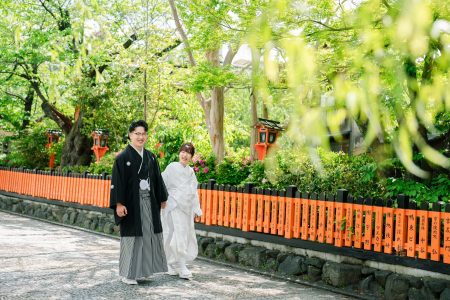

{"left": 443, "top": 204, "right": 450, "bottom": 264}
{"left": 317, "top": 193, "right": 327, "bottom": 243}
{"left": 430, "top": 202, "right": 441, "bottom": 261}
{"left": 334, "top": 190, "right": 347, "bottom": 247}
{"left": 363, "top": 198, "right": 374, "bottom": 251}
{"left": 277, "top": 191, "right": 286, "bottom": 236}
{"left": 79, "top": 172, "right": 86, "bottom": 205}
{"left": 241, "top": 183, "right": 253, "bottom": 231}
{"left": 301, "top": 192, "right": 310, "bottom": 240}
{"left": 200, "top": 183, "right": 207, "bottom": 223}
{"left": 309, "top": 193, "right": 318, "bottom": 242}
{"left": 293, "top": 190, "right": 302, "bottom": 239}
{"left": 284, "top": 186, "right": 297, "bottom": 239}
{"left": 417, "top": 202, "right": 429, "bottom": 259}
{"left": 406, "top": 201, "right": 417, "bottom": 258}
{"left": 249, "top": 187, "right": 258, "bottom": 231}
{"left": 270, "top": 190, "right": 278, "bottom": 235}
{"left": 211, "top": 184, "right": 219, "bottom": 225}
{"left": 42, "top": 171, "right": 51, "bottom": 199}
{"left": 344, "top": 195, "right": 354, "bottom": 247}
{"left": 325, "top": 194, "right": 335, "bottom": 244}
{"left": 383, "top": 199, "right": 394, "bottom": 254}
{"left": 373, "top": 198, "right": 384, "bottom": 253}
{"left": 205, "top": 180, "right": 215, "bottom": 226}
{"left": 256, "top": 188, "right": 264, "bottom": 232}
{"left": 394, "top": 195, "right": 409, "bottom": 255}
{"left": 229, "top": 186, "right": 237, "bottom": 228}
{"left": 263, "top": 189, "right": 272, "bottom": 234}
{"left": 236, "top": 187, "right": 244, "bottom": 229}
{"left": 353, "top": 197, "right": 364, "bottom": 249}
{"left": 223, "top": 185, "right": 231, "bottom": 227}
{"left": 217, "top": 185, "right": 224, "bottom": 226}
{"left": 104, "top": 175, "right": 111, "bottom": 208}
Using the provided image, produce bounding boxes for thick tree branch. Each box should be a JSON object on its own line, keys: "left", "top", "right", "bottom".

{"left": 168, "top": 0, "right": 196, "bottom": 67}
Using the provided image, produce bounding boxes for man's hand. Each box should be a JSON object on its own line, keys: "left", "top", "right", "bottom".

{"left": 116, "top": 203, "right": 127, "bottom": 217}
{"left": 161, "top": 202, "right": 167, "bottom": 209}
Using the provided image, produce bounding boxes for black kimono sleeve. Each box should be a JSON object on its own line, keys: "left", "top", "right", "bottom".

{"left": 110, "top": 154, "right": 126, "bottom": 225}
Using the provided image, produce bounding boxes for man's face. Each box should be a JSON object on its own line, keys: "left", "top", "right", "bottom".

{"left": 129, "top": 126, "right": 147, "bottom": 150}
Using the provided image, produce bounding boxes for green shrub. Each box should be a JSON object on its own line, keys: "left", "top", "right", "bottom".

{"left": 4, "top": 125, "right": 50, "bottom": 169}
{"left": 215, "top": 156, "right": 251, "bottom": 185}
{"left": 385, "top": 174, "right": 450, "bottom": 203}
{"left": 262, "top": 147, "right": 383, "bottom": 197}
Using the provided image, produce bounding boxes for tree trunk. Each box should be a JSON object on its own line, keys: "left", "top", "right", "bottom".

{"left": 60, "top": 111, "right": 92, "bottom": 166}
{"left": 262, "top": 103, "right": 269, "bottom": 119}
{"left": 250, "top": 90, "right": 258, "bottom": 161}
{"left": 209, "top": 86, "right": 225, "bottom": 162}
{"left": 21, "top": 86, "right": 34, "bottom": 130}
{"left": 205, "top": 49, "right": 226, "bottom": 162}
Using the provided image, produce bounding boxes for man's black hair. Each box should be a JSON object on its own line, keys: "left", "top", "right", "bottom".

{"left": 128, "top": 120, "right": 148, "bottom": 133}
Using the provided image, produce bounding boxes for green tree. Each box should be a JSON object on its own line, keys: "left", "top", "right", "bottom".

{"left": 249, "top": 0, "right": 449, "bottom": 177}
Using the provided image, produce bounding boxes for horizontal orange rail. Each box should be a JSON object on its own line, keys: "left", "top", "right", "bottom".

{"left": 1, "top": 168, "right": 449, "bottom": 266}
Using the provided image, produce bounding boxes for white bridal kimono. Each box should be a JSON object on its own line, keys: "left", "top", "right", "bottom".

{"left": 161, "top": 162, "right": 202, "bottom": 266}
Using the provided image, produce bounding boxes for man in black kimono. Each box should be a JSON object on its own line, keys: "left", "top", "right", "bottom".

{"left": 109, "top": 120, "right": 168, "bottom": 285}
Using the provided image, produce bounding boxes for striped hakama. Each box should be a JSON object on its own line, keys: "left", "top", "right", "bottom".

{"left": 119, "top": 189, "right": 168, "bottom": 279}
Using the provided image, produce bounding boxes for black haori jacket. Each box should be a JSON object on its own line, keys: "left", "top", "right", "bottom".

{"left": 109, "top": 145, "right": 168, "bottom": 236}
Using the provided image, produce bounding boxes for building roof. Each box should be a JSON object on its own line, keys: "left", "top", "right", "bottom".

{"left": 257, "top": 118, "right": 284, "bottom": 131}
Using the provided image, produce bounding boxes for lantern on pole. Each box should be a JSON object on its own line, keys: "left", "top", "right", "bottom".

{"left": 254, "top": 118, "right": 284, "bottom": 160}
{"left": 91, "top": 129, "right": 109, "bottom": 162}
{"left": 46, "top": 129, "right": 62, "bottom": 169}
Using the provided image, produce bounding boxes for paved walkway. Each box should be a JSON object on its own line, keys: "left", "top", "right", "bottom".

{"left": 0, "top": 211, "right": 355, "bottom": 300}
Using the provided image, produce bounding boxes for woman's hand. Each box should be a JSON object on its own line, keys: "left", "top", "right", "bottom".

{"left": 161, "top": 202, "right": 167, "bottom": 209}
{"left": 116, "top": 203, "right": 128, "bottom": 217}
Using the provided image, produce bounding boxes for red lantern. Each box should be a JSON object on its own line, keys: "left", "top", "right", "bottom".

{"left": 254, "top": 118, "right": 283, "bottom": 160}
{"left": 91, "top": 129, "right": 109, "bottom": 162}
{"left": 46, "top": 129, "right": 62, "bottom": 169}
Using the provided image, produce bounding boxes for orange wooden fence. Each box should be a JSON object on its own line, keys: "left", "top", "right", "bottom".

{"left": 1, "top": 168, "right": 449, "bottom": 265}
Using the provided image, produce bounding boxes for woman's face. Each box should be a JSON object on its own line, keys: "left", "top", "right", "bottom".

{"left": 129, "top": 126, "right": 147, "bottom": 150}
{"left": 179, "top": 150, "right": 192, "bottom": 167}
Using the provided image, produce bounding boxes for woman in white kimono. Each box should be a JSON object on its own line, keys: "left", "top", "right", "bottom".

{"left": 161, "top": 142, "right": 202, "bottom": 279}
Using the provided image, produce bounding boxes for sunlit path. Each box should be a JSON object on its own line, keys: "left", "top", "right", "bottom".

{"left": 0, "top": 211, "right": 356, "bottom": 300}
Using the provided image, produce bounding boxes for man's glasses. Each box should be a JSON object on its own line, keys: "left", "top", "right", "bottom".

{"left": 132, "top": 132, "right": 147, "bottom": 137}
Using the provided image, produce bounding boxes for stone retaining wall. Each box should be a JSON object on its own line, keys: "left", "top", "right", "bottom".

{"left": 1, "top": 193, "right": 449, "bottom": 300}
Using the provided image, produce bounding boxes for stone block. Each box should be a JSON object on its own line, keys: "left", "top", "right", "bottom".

{"left": 224, "top": 243, "right": 244, "bottom": 263}
{"left": 307, "top": 265, "right": 322, "bottom": 282}
{"left": 198, "top": 237, "right": 215, "bottom": 255}
{"left": 204, "top": 243, "right": 217, "bottom": 258}
{"left": 424, "top": 277, "right": 449, "bottom": 294}
{"left": 374, "top": 269, "right": 392, "bottom": 287}
{"left": 361, "top": 266, "right": 376, "bottom": 275}
{"left": 385, "top": 274, "right": 409, "bottom": 300}
{"left": 238, "top": 246, "right": 267, "bottom": 268}
{"left": 305, "top": 257, "right": 325, "bottom": 269}
{"left": 321, "top": 262, "right": 362, "bottom": 287}
{"left": 440, "top": 288, "right": 450, "bottom": 300}
{"left": 278, "top": 255, "right": 304, "bottom": 276}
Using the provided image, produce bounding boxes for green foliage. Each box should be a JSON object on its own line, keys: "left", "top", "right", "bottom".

{"left": 385, "top": 174, "right": 450, "bottom": 204}
{"left": 242, "top": 160, "right": 273, "bottom": 188}
{"left": 263, "top": 147, "right": 383, "bottom": 198}
{"left": 2, "top": 123, "right": 53, "bottom": 169}
{"left": 187, "top": 63, "right": 236, "bottom": 92}
{"left": 154, "top": 126, "right": 186, "bottom": 170}
{"left": 215, "top": 155, "right": 251, "bottom": 185}
{"left": 88, "top": 152, "right": 116, "bottom": 175}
